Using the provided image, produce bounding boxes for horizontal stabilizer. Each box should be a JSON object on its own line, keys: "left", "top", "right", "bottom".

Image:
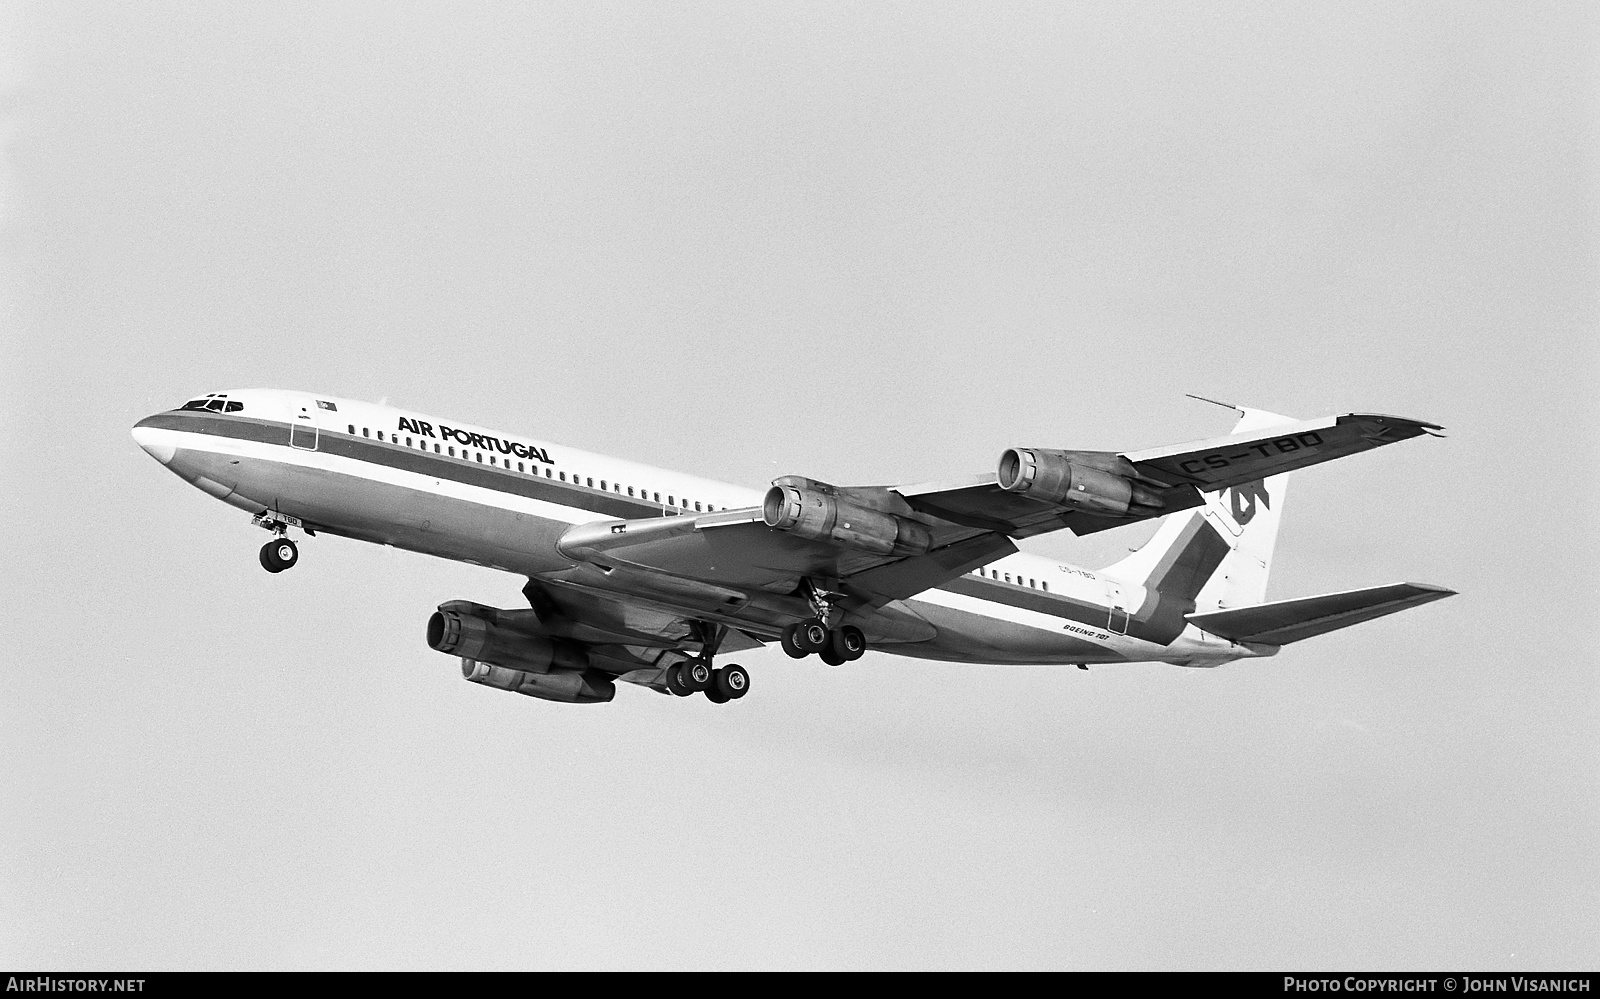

{"left": 1186, "top": 583, "right": 1456, "bottom": 645}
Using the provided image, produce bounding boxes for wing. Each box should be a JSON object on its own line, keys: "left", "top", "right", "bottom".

{"left": 901, "top": 412, "right": 1442, "bottom": 539}
{"left": 552, "top": 411, "right": 1443, "bottom": 618}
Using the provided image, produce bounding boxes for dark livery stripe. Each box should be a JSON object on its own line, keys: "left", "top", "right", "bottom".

{"left": 937, "top": 516, "right": 1232, "bottom": 646}
{"left": 135, "top": 410, "right": 672, "bottom": 521}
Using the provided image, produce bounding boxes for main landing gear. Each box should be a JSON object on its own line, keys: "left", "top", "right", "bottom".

{"left": 781, "top": 579, "right": 868, "bottom": 666}
{"left": 665, "top": 659, "right": 750, "bottom": 703}
{"left": 780, "top": 619, "right": 866, "bottom": 666}
{"left": 663, "top": 621, "right": 749, "bottom": 704}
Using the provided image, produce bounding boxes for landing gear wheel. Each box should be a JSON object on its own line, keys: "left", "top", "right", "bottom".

{"left": 715, "top": 664, "right": 749, "bottom": 700}
{"left": 682, "top": 658, "right": 714, "bottom": 692}
{"left": 796, "top": 618, "right": 830, "bottom": 654}
{"left": 819, "top": 647, "right": 847, "bottom": 667}
{"left": 704, "top": 685, "right": 731, "bottom": 704}
{"left": 830, "top": 625, "right": 866, "bottom": 662}
{"left": 259, "top": 538, "right": 299, "bottom": 573}
{"left": 779, "top": 624, "right": 809, "bottom": 660}
{"left": 665, "top": 663, "right": 693, "bottom": 697}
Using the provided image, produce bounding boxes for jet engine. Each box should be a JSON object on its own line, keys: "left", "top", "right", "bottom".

{"left": 763, "top": 478, "right": 931, "bottom": 556}
{"left": 429, "top": 601, "right": 611, "bottom": 703}
{"left": 997, "top": 448, "right": 1166, "bottom": 517}
{"left": 460, "top": 659, "right": 615, "bottom": 704}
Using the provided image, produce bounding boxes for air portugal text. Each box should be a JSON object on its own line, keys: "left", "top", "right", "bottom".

{"left": 396, "top": 417, "right": 552, "bottom": 465}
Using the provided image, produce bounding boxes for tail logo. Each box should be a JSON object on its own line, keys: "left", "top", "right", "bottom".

{"left": 1228, "top": 479, "right": 1270, "bottom": 526}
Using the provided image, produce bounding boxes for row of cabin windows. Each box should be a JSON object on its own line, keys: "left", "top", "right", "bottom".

{"left": 975, "top": 566, "right": 1048, "bottom": 592}
{"left": 346, "top": 424, "right": 718, "bottom": 513}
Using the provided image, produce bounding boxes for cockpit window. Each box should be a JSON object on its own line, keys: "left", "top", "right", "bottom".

{"left": 179, "top": 393, "right": 240, "bottom": 413}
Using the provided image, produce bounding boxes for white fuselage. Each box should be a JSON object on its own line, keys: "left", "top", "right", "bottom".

{"left": 133, "top": 388, "right": 1260, "bottom": 668}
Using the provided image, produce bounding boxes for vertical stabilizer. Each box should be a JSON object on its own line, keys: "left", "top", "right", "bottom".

{"left": 1101, "top": 407, "right": 1299, "bottom": 611}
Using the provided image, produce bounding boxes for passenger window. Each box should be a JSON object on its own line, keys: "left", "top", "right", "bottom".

{"left": 489, "top": 456, "right": 496, "bottom": 465}
{"left": 1004, "top": 574, "right": 1011, "bottom": 583}
{"left": 627, "top": 487, "right": 634, "bottom": 497}
{"left": 476, "top": 453, "right": 483, "bottom": 463}
{"left": 434, "top": 443, "right": 440, "bottom": 453}
{"left": 653, "top": 492, "right": 660, "bottom": 502}
{"left": 544, "top": 468, "right": 551, "bottom": 478}
{"left": 348, "top": 425, "right": 356, "bottom": 435}
{"left": 600, "top": 480, "right": 607, "bottom": 490}
{"left": 694, "top": 502, "right": 702, "bottom": 511}
{"left": 448, "top": 447, "right": 455, "bottom": 457}
{"left": 1029, "top": 578, "right": 1035, "bottom": 588}
{"left": 406, "top": 437, "right": 413, "bottom": 447}
{"left": 559, "top": 472, "right": 566, "bottom": 481}
{"left": 518, "top": 462, "right": 524, "bottom": 472}
{"left": 587, "top": 477, "right": 594, "bottom": 488}
{"left": 1042, "top": 582, "right": 1049, "bottom": 592}
{"left": 363, "top": 428, "right": 370, "bottom": 437}
{"left": 377, "top": 431, "right": 384, "bottom": 441}
{"left": 668, "top": 496, "right": 675, "bottom": 506}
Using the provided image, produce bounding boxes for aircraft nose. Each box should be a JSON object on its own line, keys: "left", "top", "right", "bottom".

{"left": 131, "top": 418, "right": 176, "bottom": 465}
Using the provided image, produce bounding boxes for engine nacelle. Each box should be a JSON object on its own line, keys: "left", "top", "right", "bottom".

{"left": 763, "top": 479, "right": 931, "bottom": 556}
{"left": 427, "top": 602, "right": 588, "bottom": 675}
{"left": 997, "top": 448, "right": 1165, "bottom": 516}
{"left": 461, "top": 659, "right": 616, "bottom": 704}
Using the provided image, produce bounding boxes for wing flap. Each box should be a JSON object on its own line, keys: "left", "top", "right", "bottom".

{"left": 1186, "top": 582, "right": 1456, "bottom": 645}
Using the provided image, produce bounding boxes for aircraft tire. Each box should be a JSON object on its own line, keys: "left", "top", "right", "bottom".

{"left": 665, "top": 663, "right": 693, "bottom": 697}
{"left": 818, "top": 647, "right": 846, "bottom": 667}
{"left": 779, "top": 625, "right": 808, "bottom": 659}
{"left": 796, "top": 618, "right": 830, "bottom": 654}
{"left": 715, "top": 664, "right": 749, "bottom": 700}
{"left": 704, "top": 685, "right": 730, "bottom": 704}
{"left": 682, "top": 658, "right": 713, "bottom": 692}
{"left": 259, "top": 538, "right": 297, "bottom": 573}
{"left": 830, "top": 625, "right": 866, "bottom": 662}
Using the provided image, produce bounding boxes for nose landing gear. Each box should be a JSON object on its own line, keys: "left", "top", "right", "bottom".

{"left": 252, "top": 511, "right": 307, "bottom": 573}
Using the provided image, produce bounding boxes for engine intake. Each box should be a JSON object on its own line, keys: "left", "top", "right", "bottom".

{"left": 997, "top": 448, "right": 1165, "bottom": 516}
{"left": 763, "top": 479, "right": 931, "bottom": 556}
{"left": 429, "top": 601, "right": 588, "bottom": 669}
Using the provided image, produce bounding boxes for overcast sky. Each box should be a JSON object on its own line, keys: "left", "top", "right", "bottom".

{"left": 2, "top": 2, "right": 1595, "bottom": 970}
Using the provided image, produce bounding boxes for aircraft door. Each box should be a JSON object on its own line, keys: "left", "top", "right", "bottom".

{"left": 1104, "top": 581, "right": 1129, "bottom": 635}
{"left": 290, "top": 400, "right": 319, "bottom": 450}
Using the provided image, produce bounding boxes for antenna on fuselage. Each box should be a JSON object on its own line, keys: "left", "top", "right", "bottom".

{"left": 1185, "top": 393, "right": 1241, "bottom": 413}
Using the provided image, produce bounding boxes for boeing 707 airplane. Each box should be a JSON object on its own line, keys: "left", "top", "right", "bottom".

{"left": 132, "top": 391, "right": 1454, "bottom": 705}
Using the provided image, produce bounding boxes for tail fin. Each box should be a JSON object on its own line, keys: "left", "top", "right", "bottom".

{"left": 1102, "top": 407, "right": 1299, "bottom": 610}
